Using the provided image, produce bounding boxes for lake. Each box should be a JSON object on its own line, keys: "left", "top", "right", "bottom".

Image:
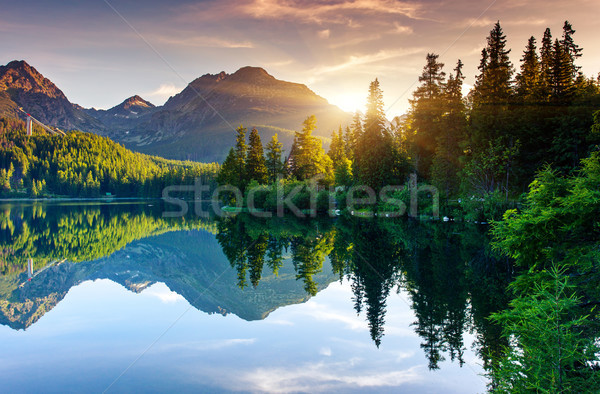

{"left": 0, "top": 201, "right": 512, "bottom": 393}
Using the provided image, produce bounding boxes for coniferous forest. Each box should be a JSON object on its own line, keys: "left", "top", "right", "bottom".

{"left": 218, "top": 21, "right": 600, "bottom": 216}
{"left": 0, "top": 117, "right": 219, "bottom": 197}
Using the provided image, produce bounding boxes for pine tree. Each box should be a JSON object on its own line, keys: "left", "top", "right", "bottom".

{"left": 343, "top": 126, "right": 354, "bottom": 159}
{"left": 217, "top": 148, "right": 237, "bottom": 185}
{"left": 466, "top": 22, "right": 518, "bottom": 195}
{"left": 355, "top": 79, "right": 405, "bottom": 190}
{"left": 474, "top": 22, "right": 513, "bottom": 104}
{"left": 265, "top": 133, "right": 285, "bottom": 184}
{"left": 245, "top": 128, "right": 268, "bottom": 184}
{"left": 431, "top": 60, "right": 467, "bottom": 198}
{"left": 560, "top": 21, "right": 582, "bottom": 78}
{"left": 345, "top": 111, "right": 363, "bottom": 159}
{"left": 234, "top": 125, "right": 248, "bottom": 190}
{"left": 217, "top": 126, "right": 248, "bottom": 190}
{"left": 292, "top": 115, "right": 333, "bottom": 182}
{"left": 328, "top": 126, "right": 345, "bottom": 167}
{"left": 516, "top": 36, "right": 541, "bottom": 100}
{"left": 409, "top": 53, "right": 446, "bottom": 178}
{"left": 551, "top": 38, "right": 574, "bottom": 101}
{"left": 539, "top": 28, "right": 554, "bottom": 100}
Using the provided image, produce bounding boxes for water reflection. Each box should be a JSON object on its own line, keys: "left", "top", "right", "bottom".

{"left": 215, "top": 214, "right": 513, "bottom": 370}
{"left": 0, "top": 202, "right": 512, "bottom": 372}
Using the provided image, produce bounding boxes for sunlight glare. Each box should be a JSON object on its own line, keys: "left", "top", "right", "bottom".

{"left": 329, "top": 92, "right": 365, "bottom": 114}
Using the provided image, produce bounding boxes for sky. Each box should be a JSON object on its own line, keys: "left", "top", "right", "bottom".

{"left": 1, "top": 0, "right": 599, "bottom": 117}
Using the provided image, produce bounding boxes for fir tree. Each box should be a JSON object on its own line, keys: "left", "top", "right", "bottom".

{"left": 218, "top": 148, "right": 238, "bottom": 186}
{"left": 292, "top": 115, "right": 333, "bottom": 183}
{"left": 409, "top": 53, "right": 446, "bottom": 178}
{"left": 265, "top": 133, "right": 285, "bottom": 184}
{"left": 560, "top": 21, "right": 582, "bottom": 78}
{"left": 551, "top": 38, "right": 574, "bottom": 101}
{"left": 327, "top": 126, "right": 345, "bottom": 167}
{"left": 233, "top": 125, "right": 248, "bottom": 190}
{"left": 245, "top": 128, "right": 268, "bottom": 184}
{"left": 516, "top": 36, "right": 541, "bottom": 100}
{"left": 539, "top": 28, "right": 554, "bottom": 100}
{"left": 474, "top": 22, "right": 513, "bottom": 103}
{"left": 431, "top": 59, "right": 467, "bottom": 198}
{"left": 345, "top": 111, "right": 363, "bottom": 159}
{"left": 355, "top": 79, "right": 405, "bottom": 190}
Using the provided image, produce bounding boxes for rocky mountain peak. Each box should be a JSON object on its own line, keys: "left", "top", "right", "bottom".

{"left": 0, "top": 60, "right": 67, "bottom": 100}
{"left": 120, "top": 95, "right": 154, "bottom": 110}
{"left": 229, "top": 66, "right": 274, "bottom": 83}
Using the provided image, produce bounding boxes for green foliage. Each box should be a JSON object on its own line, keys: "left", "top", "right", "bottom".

{"left": 490, "top": 152, "right": 600, "bottom": 391}
{"left": 245, "top": 128, "right": 268, "bottom": 185}
{"left": 355, "top": 79, "right": 409, "bottom": 190}
{"left": 0, "top": 202, "right": 216, "bottom": 277}
{"left": 489, "top": 266, "right": 600, "bottom": 392}
{"left": 0, "top": 117, "right": 219, "bottom": 198}
{"left": 492, "top": 153, "right": 600, "bottom": 273}
{"left": 459, "top": 190, "right": 517, "bottom": 222}
{"left": 290, "top": 115, "right": 333, "bottom": 184}
{"left": 265, "top": 133, "right": 285, "bottom": 184}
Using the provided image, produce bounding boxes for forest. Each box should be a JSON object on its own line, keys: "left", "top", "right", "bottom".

{"left": 0, "top": 117, "right": 220, "bottom": 198}
{"left": 218, "top": 21, "right": 600, "bottom": 221}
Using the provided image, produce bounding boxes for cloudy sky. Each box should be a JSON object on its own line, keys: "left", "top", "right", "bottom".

{"left": 2, "top": 0, "right": 599, "bottom": 117}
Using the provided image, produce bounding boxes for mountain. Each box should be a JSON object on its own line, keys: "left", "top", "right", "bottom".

{"left": 0, "top": 61, "right": 351, "bottom": 162}
{"left": 0, "top": 60, "right": 105, "bottom": 133}
{"left": 112, "top": 66, "right": 351, "bottom": 162}
{"left": 84, "top": 94, "right": 157, "bottom": 130}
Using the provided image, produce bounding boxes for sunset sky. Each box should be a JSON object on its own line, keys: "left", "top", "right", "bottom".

{"left": 2, "top": 0, "right": 599, "bottom": 117}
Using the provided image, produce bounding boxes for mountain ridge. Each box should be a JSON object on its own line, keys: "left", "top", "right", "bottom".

{"left": 0, "top": 60, "right": 351, "bottom": 162}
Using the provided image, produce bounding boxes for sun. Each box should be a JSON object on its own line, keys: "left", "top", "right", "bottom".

{"left": 329, "top": 92, "right": 365, "bottom": 114}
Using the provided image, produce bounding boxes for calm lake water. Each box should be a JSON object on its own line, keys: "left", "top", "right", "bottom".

{"left": 0, "top": 201, "right": 512, "bottom": 393}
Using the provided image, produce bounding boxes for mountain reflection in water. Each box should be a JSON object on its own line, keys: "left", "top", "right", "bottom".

{"left": 0, "top": 201, "right": 512, "bottom": 379}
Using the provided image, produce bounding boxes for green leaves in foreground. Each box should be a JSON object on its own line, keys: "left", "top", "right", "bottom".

{"left": 489, "top": 266, "right": 599, "bottom": 393}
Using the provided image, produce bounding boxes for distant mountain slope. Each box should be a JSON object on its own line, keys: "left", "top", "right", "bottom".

{"left": 0, "top": 60, "right": 105, "bottom": 133}
{"left": 0, "top": 61, "right": 351, "bottom": 163}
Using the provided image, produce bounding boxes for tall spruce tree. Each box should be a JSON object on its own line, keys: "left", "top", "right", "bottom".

{"left": 328, "top": 126, "right": 345, "bottom": 167}
{"left": 218, "top": 148, "right": 237, "bottom": 187}
{"left": 345, "top": 111, "right": 363, "bottom": 159}
{"left": 292, "top": 115, "right": 333, "bottom": 182}
{"left": 474, "top": 22, "right": 513, "bottom": 103}
{"left": 245, "top": 128, "right": 268, "bottom": 184}
{"left": 539, "top": 28, "right": 554, "bottom": 100}
{"left": 355, "top": 79, "right": 404, "bottom": 190}
{"left": 218, "top": 125, "right": 248, "bottom": 190}
{"left": 265, "top": 133, "right": 285, "bottom": 184}
{"left": 466, "top": 22, "right": 518, "bottom": 195}
{"left": 409, "top": 53, "right": 446, "bottom": 178}
{"left": 431, "top": 60, "right": 467, "bottom": 198}
{"left": 516, "top": 36, "right": 541, "bottom": 100}
{"left": 551, "top": 38, "right": 575, "bottom": 101}
{"left": 560, "top": 21, "right": 582, "bottom": 78}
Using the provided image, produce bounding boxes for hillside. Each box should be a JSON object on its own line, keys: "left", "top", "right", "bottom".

{"left": 0, "top": 116, "right": 219, "bottom": 197}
